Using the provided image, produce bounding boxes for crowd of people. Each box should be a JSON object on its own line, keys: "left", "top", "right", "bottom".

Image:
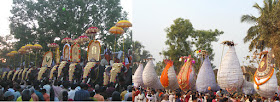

{"left": 0, "top": 79, "right": 133, "bottom": 101}
{"left": 132, "top": 87, "right": 280, "bottom": 102}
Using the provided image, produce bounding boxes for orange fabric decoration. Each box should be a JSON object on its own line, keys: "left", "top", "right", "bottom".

{"left": 177, "top": 59, "right": 193, "bottom": 92}
{"left": 160, "top": 60, "right": 173, "bottom": 88}
{"left": 254, "top": 68, "right": 274, "bottom": 90}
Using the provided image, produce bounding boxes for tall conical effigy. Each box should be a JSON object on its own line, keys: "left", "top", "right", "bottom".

{"left": 254, "top": 51, "right": 278, "bottom": 98}
{"left": 196, "top": 56, "right": 218, "bottom": 93}
{"left": 217, "top": 41, "right": 243, "bottom": 93}
{"left": 177, "top": 56, "right": 196, "bottom": 92}
{"left": 160, "top": 60, "right": 179, "bottom": 90}
{"left": 142, "top": 58, "right": 163, "bottom": 89}
{"left": 133, "top": 63, "right": 144, "bottom": 88}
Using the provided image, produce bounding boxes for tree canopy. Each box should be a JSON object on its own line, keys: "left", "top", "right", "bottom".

{"left": 161, "top": 18, "right": 223, "bottom": 73}
{"left": 10, "top": 0, "right": 128, "bottom": 52}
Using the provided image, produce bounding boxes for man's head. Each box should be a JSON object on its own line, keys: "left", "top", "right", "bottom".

{"left": 127, "top": 85, "right": 132, "bottom": 92}
{"left": 80, "top": 83, "right": 88, "bottom": 90}
{"left": 14, "top": 84, "right": 21, "bottom": 91}
{"left": 275, "top": 93, "right": 278, "bottom": 96}
{"left": 70, "top": 83, "right": 76, "bottom": 90}
{"left": 41, "top": 89, "right": 47, "bottom": 94}
{"left": 151, "top": 89, "right": 156, "bottom": 95}
{"left": 163, "top": 94, "right": 169, "bottom": 100}
{"left": 4, "top": 91, "right": 14, "bottom": 101}
{"left": 175, "top": 92, "right": 181, "bottom": 99}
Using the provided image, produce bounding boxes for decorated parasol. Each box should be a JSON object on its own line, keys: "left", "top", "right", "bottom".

{"left": 10, "top": 51, "right": 18, "bottom": 70}
{"left": 116, "top": 20, "right": 132, "bottom": 28}
{"left": 33, "top": 44, "right": 43, "bottom": 67}
{"left": 109, "top": 26, "right": 124, "bottom": 62}
{"left": 85, "top": 27, "right": 99, "bottom": 40}
{"left": 77, "top": 35, "right": 90, "bottom": 44}
{"left": 25, "top": 44, "right": 34, "bottom": 68}
{"left": 61, "top": 37, "right": 73, "bottom": 44}
{"left": 115, "top": 20, "right": 132, "bottom": 67}
{"left": 18, "top": 46, "right": 27, "bottom": 69}
{"left": 48, "top": 43, "right": 59, "bottom": 48}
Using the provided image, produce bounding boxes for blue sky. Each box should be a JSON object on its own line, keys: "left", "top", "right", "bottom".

{"left": 132, "top": 0, "right": 263, "bottom": 68}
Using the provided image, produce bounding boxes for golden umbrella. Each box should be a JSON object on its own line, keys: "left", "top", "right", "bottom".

{"left": 10, "top": 51, "right": 18, "bottom": 70}
{"left": 109, "top": 26, "right": 124, "bottom": 62}
{"left": 116, "top": 20, "right": 132, "bottom": 28}
{"left": 115, "top": 20, "right": 132, "bottom": 64}
{"left": 25, "top": 44, "right": 34, "bottom": 68}
{"left": 33, "top": 44, "right": 43, "bottom": 67}
{"left": 18, "top": 47, "right": 27, "bottom": 69}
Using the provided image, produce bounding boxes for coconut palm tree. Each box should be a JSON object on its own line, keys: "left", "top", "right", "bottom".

{"left": 241, "top": 0, "right": 278, "bottom": 52}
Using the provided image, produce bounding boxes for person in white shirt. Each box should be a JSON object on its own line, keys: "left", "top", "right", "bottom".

{"left": 68, "top": 84, "right": 76, "bottom": 100}
{"left": 169, "top": 91, "right": 175, "bottom": 102}
{"left": 161, "top": 94, "right": 170, "bottom": 102}
{"left": 135, "top": 90, "right": 145, "bottom": 102}
{"left": 43, "top": 80, "right": 51, "bottom": 95}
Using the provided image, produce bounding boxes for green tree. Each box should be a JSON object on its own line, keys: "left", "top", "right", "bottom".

{"left": 162, "top": 18, "right": 223, "bottom": 73}
{"left": 10, "top": 0, "right": 127, "bottom": 52}
{"left": 132, "top": 41, "right": 152, "bottom": 74}
{"left": 241, "top": 0, "right": 278, "bottom": 51}
{"left": 241, "top": 0, "right": 280, "bottom": 67}
{"left": 162, "top": 18, "right": 194, "bottom": 73}
{"left": 192, "top": 29, "right": 223, "bottom": 69}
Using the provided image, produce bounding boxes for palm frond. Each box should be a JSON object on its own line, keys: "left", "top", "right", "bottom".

{"left": 241, "top": 15, "right": 257, "bottom": 23}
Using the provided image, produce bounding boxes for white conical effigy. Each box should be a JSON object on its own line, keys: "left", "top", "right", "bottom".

{"left": 133, "top": 64, "right": 144, "bottom": 88}
{"left": 196, "top": 56, "right": 217, "bottom": 93}
{"left": 217, "top": 46, "right": 243, "bottom": 93}
{"left": 143, "top": 60, "right": 163, "bottom": 89}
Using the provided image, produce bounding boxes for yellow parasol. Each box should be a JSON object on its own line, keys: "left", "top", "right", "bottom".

{"left": 109, "top": 26, "right": 124, "bottom": 62}
{"left": 33, "top": 44, "right": 43, "bottom": 67}
{"left": 116, "top": 20, "right": 132, "bottom": 28}
{"left": 25, "top": 44, "right": 34, "bottom": 50}
{"left": 115, "top": 20, "right": 132, "bottom": 64}
{"left": 10, "top": 51, "right": 18, "bottom": 69}
{"left": 109, "top": 26, "right": 124, "bottom": 34}
{"left": 33, "top": 44, "right": 43, "bottom": 50}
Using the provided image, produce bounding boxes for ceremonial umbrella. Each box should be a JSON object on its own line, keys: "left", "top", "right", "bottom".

{"left": 109, "top": 26, "right": 124, "bottom": 62}
{"left": 10, "top": 51, "right": 18, "bottom": 70}
{"left": 33, "top": 44, "right": 43, "bottom": 67}
{"left": 61, "top": 37, "right": 73, "bottom": 44}
{"left": 115, "top": 20, "right": 132, "bottom": 64}
{"left": 85, "top": 27, "right": 100, "bottom": 40}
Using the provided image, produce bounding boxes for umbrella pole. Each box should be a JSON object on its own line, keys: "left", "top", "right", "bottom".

{"left": 123, "top": 35, "right": 125, "bottom": 63}
{"left": 20, "top": 54, "right": 23, "bottom": 69}
{"left": 24, "top": 54, "right": 27, "bottom": 68}
{"left": 113, "top": 35, "right": 117, "bottom": 62}
{"left": 13, "top": 56, "right": 15, "bottom": 70}
{"left": 28, "top": 52, "right": 31, "bottom": 68}
{"left": 35, "top": 51, "right": 37, "bottom": 68}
